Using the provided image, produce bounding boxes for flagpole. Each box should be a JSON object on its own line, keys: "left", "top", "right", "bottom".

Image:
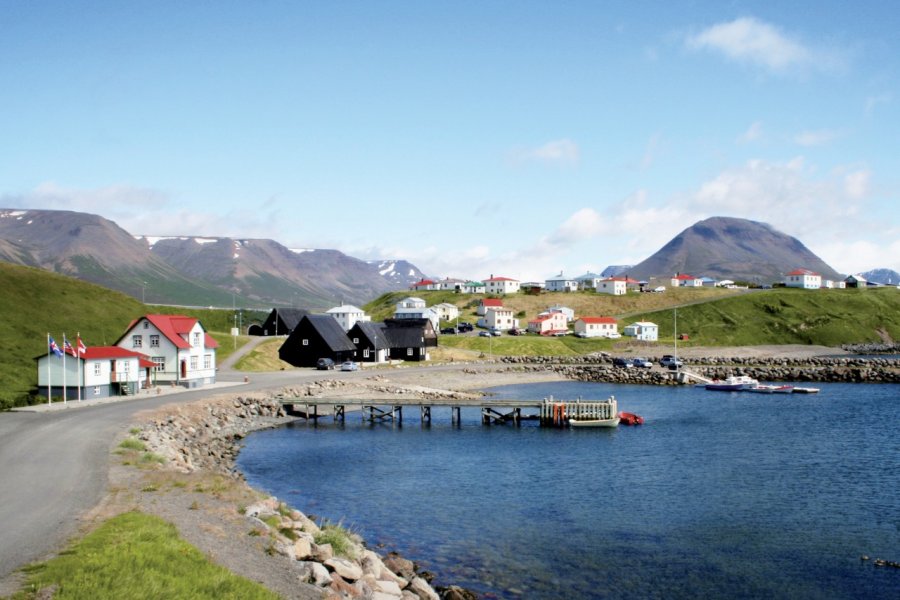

{"left": 77, "top": 332, "right": 82, "bottom": 402}
{"left": 62, "top": 334, "right": 67, "bottom": 404}
{"left": 47, "top": 333, "right": 51, "bottom": 405}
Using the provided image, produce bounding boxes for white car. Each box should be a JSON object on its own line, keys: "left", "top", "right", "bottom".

{"left": 604, "top": 332, "right": 622, "bottom": 339}
{"left": 340, "top": 361, "right": 359, "bottom": 371}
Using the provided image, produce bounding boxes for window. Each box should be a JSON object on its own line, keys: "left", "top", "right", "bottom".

{"left": 93, "top": 363, "right": 101, "bottom": 376}
{"left": 152, "top": 357, "right": 165, "bottom": 372}
{"left": 132, "top": 335, "right": 142, "bottom": 348}
{"left": 353, "top": 338, "right": 359, "bottom": 344}
{"left": 193, "top": 332, "right": 201, "bottom": 347}
{"left": 150, "top": 335, "right": 160, "bottom": 348}
{"left": 302, "top": 339, "right": 309, "bottom": 346}
{"left": 190, "top": 356, "right": 198, "bottom": 370}
{"left": 143, "top": 321, "right": 149, "bottom": 329}
{"left": 203, "top": 354, "right": 211, "bottom": 370}
{"left": 407, "top": 348, "right": 413, "bottom": 356}
{"left": 363, "top": 349, "right": 369, "bottom": 358}
{"left": 93, "top": 386, "right": 101, "bottom": 396}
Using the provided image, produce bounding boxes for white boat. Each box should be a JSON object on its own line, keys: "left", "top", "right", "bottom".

{"left": 569, "top": 416, "right": 621, "bottom": 428}
{"left": 747, "top": 384, "right": 794, "bottom": 394}
{"left": 792, "top": 387, "right": 820, "bottom": 394}
{"left": 705, "top": 375, "right": 759, "bottom": 391}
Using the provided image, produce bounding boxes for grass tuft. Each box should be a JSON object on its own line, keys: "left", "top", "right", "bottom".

{"left": 118, "top": 438, "right": 145, "bottom": 451}
{"left": 314, "top": 522, "right": 358, "bottom": 559}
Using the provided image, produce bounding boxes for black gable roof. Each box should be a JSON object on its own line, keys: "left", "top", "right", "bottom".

{"left": 350, "top": 321, "right": 388, "bottom": 345}
{"left": 306, "top": 315, "right": 358, "bottom": 352}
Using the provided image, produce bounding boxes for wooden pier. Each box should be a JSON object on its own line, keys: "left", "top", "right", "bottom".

{"left": 281, "top": 395, "right": 618, "bottom": 427}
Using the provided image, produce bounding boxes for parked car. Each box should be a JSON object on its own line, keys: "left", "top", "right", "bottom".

{"left": 612, "top": 357, "right": 633, "bottom": 368}
{"left": 604, "top": 332, "right": 622, "bottom": 339}
{"left": 508, "top": 328, "right": 522, "bottom": 336}
{"left": 457, "top": 322, "right": 474, "bottom": 332}
{"left": 659, "top": 355, "right": 684, "bottom": 369}
{"left": 340, "top": 361, "right": 359, "bottom": 371}
{"left": 552, "top": 330, "right": 569, "bottom": 337}
{"left": 478, "top": 331, "right": 492, "bottom": 337}
{"left": 490, "top": 328, "right": 502, "bottom": 336}
{"left": 575, "top": 331, "right": 589, "bottom": 338}
{"left": 632, "top": 357, "right": 653, "bottom": 368}
{"left": 440, "top": 327, "right": 458, "bottom": 335}
{"left": 316, "top": 358, "right": 335, "bottom": 370}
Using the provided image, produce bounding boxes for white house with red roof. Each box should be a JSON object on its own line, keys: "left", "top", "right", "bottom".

{"left": 37, "top": 345, "right": 156, "bottom": 400}
{"left": 477, "top": 297, "right": 504, "bottom": 316}
{"left": 671, "top": 274, "right": 702, "bottom": 287}
{"left": 410, "top": 278, "right": 440, "bottom": 291}
{"left": 528, "top": 311, "right": 568, "bottom": 335}
{"left": 116, "top": 314, "right": 218, "bottom": 388}
{"left": 595, "top": 277, "right": 627, "bottom": 295}
{"left": 484, "top": 276, "right": 520, "bottom": 295}
{"left": 574, "top": 317, "right": 618, "bottom": 338}
{"left": 784, "top": 269, "right": 822, "bottom": 289}
{"left": 480, "top": 307, "right": 517, "bottom": 331}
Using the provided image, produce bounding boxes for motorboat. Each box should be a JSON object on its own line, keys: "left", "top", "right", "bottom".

{"left": 618, "top": 412, "right": 644, "bottom": 425}
{"left": 747, "top": 384, "right": 794, "bottom": 394}
{"left": 705, "top": 375, "right": 759, "bottom": 391}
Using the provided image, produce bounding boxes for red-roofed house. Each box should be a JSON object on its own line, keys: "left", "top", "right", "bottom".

{"left": 37, "top": 345, "right": 156, "bottom": 400}
{"left": 116, "top": 314, "right": 218, "bottom": 387}
{"left": 784, "top": 269, "right": 822, "bottom": 289}
{"left": 484, "top": 276, "right": 520, "bottom": 295}
{"left": 671, "top": 274, "right": 702, "bottom": 287}
{"left": 574, "top": 317, "right": 619, "bottom": 338}
{"left": 528, "top": 311, "right": 568, "bottom": 335}
{"left": 477, "top": 298, "right": 504, "bottom": 316}
{"left": 595, "top": 278, "right": 626, "bottom": 295}
{"left": 410, "top": 278, "right": 439, "bottom": 292}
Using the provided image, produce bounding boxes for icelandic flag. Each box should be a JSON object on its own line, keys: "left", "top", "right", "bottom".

{"left": 63, "top": 336, "right": 75, "bottom": 356}
{"left": 49, "top": 336, "right": 63, "bottom": 357}
{"left": 77, "top": 336, "right": 87, "bottom": 356}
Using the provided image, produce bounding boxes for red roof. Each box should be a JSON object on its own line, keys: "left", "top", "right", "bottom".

{"left": 674, "top": 274, "right": 696, "bottom": 280}
{"left": 120, "top": 314, "right": 218, "bottom": 349}
{"left": 413, "top": 279, "right": 435, "bottom": 286}
{"left": 482, "top": 298, "right": 504, "bottom": 307}
{"left": 579, "top": 317, "right": 617, "bottom": 324}
{"left": 787, "top": 269, "right": 820, "bottom": 276}
{"left": 485, "top": 276, "right": 518, "bottom": 282}
{"left": 57, "top": 345, "right": 155, "bottom": 368}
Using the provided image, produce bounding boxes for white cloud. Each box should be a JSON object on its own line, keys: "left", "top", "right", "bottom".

{"left": 686, "top": 17, "right": 814, "bottom": 72}
{"left": 546, "top": 208, "right": 609, "bottom": 246}
{"left": 509, "top": 138, "right": 580, "bottom": 166}
{"left": 737, "top": 121, "right": 764, "bottom": 144}
{"left": 792, "top": 129, "right": 840, "bottom": 146}
{"left": 843, "top": 169, "right": 870, "bottom": 200}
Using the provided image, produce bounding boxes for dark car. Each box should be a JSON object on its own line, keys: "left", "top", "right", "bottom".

{"left": 612, "top": 357, "right": 633, "bottom": 368}
{"left": 659, "top": 355, "right": 684, "bottom": 369}
{"left": 316, "top": 358, "right": 335, "bottom": 370}
{"left": 457, "top": 322, "right": 474, "bottom": 332}
{"left": 440, "top": 327, "right": 458, "bottom": 335}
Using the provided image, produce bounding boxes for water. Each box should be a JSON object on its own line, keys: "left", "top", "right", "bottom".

{"left": 237, "top": 382, "right": 900, "bottom": 599}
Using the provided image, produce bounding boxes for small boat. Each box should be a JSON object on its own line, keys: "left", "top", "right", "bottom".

{"left": 618, "top": 412, "right": 644, "bottom": 425}
{"left": 792, "top": 387, "right": 820, "bottom": 394}
{"left": 705, "top": 375, "right": 759, "bottom": 391}
{"left": 747, "top": 384, "right": 794, "bottom": 394}
{"left": 569, "top": 416, "right": 620, "bottom": 428}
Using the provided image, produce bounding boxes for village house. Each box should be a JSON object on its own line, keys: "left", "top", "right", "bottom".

{"left": 393, "top": 304, "right": 440, "bottom": 331}
{"left": 544, "top": 272, "right": 579, "bottom": 293}
{"left": 520, "top": 281, "right": 546, "bottom": 294}
{"left": 477, "top": 298, "right": 504, "bottom": 316}
{"left": 528, "top": 311, "right": 568, "bottom": 335}
{"left": 478, "top": 307, "right": 517, "bottom": 331}
{"left": 251, "top": 308, "right": 309, "bottom": 336}
{"left": 431, "top": 302, "right": 460, "bottom": 323}
{"left": 396, "top": 297, "right": 427, "bottom": 310}
{"left": 671, "top": 274, "right": 702, "bottom": 287}
{"left": 461, "top": 281, "right": 485, "bottom": 294}
{"left": 116, "top": 314, "right": 218, "bottom": 388}
{"left": 575, "top": 272, "right": 605, "bottom": 291}
{"left": 544, "top": 305, "right": 575, "bottom": 322}
{"left": 437, "top": 278, "right": 467, "bottom": 292}
{"left": 574, "top": 317, "right": 618, "bottom": 338}
{"left": 36, "top": 345, "right": 155, "bottom": 400}
{"left": 278, "top": 315, "right": 358, "bottom": 368}
{"left": 347, "top": 321, "right": 390, "bottom": 363}
{"left": 623, "top": 321, "right": 659, "bottom": 341}
{"left": 844, "top": 274, "right": 867, "bottom": 289}
{"left": 484, "top": 276, "right": 520, "bottom": 295}
{"left": 326, "top": 303, "right": 371, "bottom": 331}
{"left": 383, "top": 318, "right": 438, "bottom": 361}
{"left": 595, "top": 277, "right": 627, "bottom": 296}
{"left": 784, "top": 269, "right": 822, "bottom": 290}
{"left": 410, "top": 278, "right": 440, "bottom": 292}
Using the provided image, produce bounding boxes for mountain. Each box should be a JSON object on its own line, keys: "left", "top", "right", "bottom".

{"left": 627, "top": 217, "right": 842, "bottom": 284}
{"left": 861, "top": 268, "right": 900, "bottom": 285}
{"left": 0, "top": 209, "right": 421, "bottom": 308}
{"left": 601, "top": 265, "right": 632, "bottom": 277}
{"left": 367, "top": 259, "right": 429, "bottom": 289}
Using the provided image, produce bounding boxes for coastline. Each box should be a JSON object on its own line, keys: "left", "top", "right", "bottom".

{"left": 38, "top": 346, "right": 898, "bottom": 598}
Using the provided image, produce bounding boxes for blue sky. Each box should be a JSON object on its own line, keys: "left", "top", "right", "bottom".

{"left": 2, "top": 1, "right": 898, "bottom": 281}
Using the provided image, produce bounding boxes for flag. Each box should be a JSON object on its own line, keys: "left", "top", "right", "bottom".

{"left": 49, "top": 336, "right": 63, "bottom": 357}
{"left": 64, "top": 336, "right": 75, "bottom": 356}
{"left": 77, "top": 335, "right": 87, "bottom": 356}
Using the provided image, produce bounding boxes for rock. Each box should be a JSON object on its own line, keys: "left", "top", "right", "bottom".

{"left": 408, "top": 576, "right": 440, "bottom": 600}
{"left": 384, "top": 553, "right": 417, "bottom": 580}
{"left": 329, "top": 573, "right": 363, "bottom": 598}
{"left": 273, "top": 539, "right": 296, "bottom": 560}
{"left": 293, "top": 537, "right": 313, "bottom": 559}
{"left": 374, "top": 579, "right": 404, "bottom": 596}
{"left": 438, "top": 585, "right": 479, "bottom": 600}
{"left": 313, "top": 542, "right": 334, "bottom": 562}
{"left": 325, "top": 556, "right": 364, "bottom": 581}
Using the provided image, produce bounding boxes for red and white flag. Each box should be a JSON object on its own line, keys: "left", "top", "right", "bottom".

{"left": 77, "top": 335, "right": 87, "bottom": 356}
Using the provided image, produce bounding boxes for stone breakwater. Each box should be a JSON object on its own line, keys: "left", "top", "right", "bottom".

{"left": 499, "top": 355, "right": 900, "bottom": 384}
{"left": 134, "top": 381, "right": 477, "bottom": 600}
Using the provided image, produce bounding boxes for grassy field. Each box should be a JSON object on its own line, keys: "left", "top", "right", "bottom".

{"left": 13, "top": 511, "right": 278, "bottom": 600}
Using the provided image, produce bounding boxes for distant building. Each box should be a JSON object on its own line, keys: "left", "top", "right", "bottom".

{"left": 596, "top": 278, "right": 626, "bottom": 296}
{"left": 844, "top": 274, "right": 867, "bottom": 289}
{"left": 623, "top": 321, "right": 658, "bottom": 341}
{"left": 255, "top": 308, "right": 310, "bottom": 336}
{"left": 528, "top": 311, "right": 568, "bottom": 335}
{"left": 544, "top": 272, "right": 579, "bottom": 293}
{"left": 784, "top": 269, "right": 822, "bottom": 290}
{"left": 326, "top": 304, "right": 371, "bottom": 331}
{"left": 484, "top": 276, "right": 520, "bottom": 294}
{"left": 574, "top": 317, "right": 618, "bottom": 338}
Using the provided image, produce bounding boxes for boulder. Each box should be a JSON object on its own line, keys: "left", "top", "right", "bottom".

{"left": 293, "top": 537, "right": 313, "bottom": 560}
{"left": 407, "top": 576, "right": 440, "bottom": 600}
{"left": 325, "top": 556, "right": 364, "bottom": 581}
{"left": 384, "top": 553, "right": 417, "bottom": 580}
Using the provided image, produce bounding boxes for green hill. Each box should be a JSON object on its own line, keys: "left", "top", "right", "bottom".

{"left": 0, "top": 263, "right": 268, "bottom": 410}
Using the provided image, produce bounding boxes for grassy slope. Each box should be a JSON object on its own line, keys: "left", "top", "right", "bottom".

{"left": 0, "top": 263, "right": 267, "bottom": 408}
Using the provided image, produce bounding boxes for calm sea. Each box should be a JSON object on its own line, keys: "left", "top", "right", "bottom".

{"left": 237, "top": 382, "right": 900, "bottom": 599}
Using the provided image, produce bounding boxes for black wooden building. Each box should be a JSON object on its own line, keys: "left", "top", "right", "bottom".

{"left": 278, "top": 315, "right": 358, "bottom": 367}
{"left": 253, "top": 308, "right": 310, "bottom": 336}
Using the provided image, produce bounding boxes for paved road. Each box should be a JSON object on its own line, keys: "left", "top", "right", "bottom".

{"left": 0, "top": 368, "right": 326, "bottom": 588}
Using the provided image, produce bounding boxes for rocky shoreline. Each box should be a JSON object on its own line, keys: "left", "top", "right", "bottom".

{"left": 132, "top": 380, "right": 481, "bottom": 600}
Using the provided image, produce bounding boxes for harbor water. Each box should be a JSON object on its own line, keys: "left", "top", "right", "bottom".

{"left": 237, "top": 382, "right": 900, "bottom": 599}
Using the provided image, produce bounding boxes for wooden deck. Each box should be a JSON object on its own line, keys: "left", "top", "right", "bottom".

{"left": 280, "top": 395, "right": 617, "bottom": 427}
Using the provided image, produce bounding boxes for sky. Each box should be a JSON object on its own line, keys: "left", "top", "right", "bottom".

{"left": 2, "top": 1, "right": 899, "bottom": 281}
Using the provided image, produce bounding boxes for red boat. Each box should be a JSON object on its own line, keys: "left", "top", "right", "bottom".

{"left": 618, "top": 412, "right": 644, "bottom": 426}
